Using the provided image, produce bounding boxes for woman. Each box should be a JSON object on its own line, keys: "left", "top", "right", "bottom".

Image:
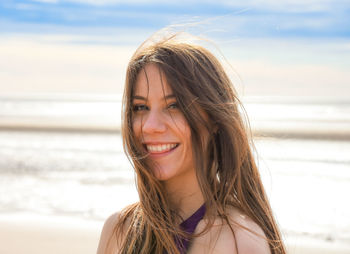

{"left": 97, "top": 35, "right": 286, "bottom": 254}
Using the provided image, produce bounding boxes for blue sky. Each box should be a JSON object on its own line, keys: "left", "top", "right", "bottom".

{"left": 1, "top": 0, "right": 349, "bottom": 40}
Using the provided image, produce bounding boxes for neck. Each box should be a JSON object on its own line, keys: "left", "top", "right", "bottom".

{"left": 163, "top": 170, "right": 204, "bottom": 221}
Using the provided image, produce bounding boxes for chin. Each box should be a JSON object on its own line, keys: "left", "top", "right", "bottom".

{"left": 152, "top": 167, "right": 176, "bottom": 182}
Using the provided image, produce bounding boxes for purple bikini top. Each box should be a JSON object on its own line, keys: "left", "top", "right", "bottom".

{"left": 174, "top": 204, "right": 206, "bottom": 254}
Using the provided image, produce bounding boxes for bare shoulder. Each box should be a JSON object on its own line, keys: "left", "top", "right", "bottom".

{"left": 97, "top": 212, "right": 123, "bottom": 254}
{"left": 227, "top": 207, "right": 271, "bottom": 254}
{"left": 189, "top": 207, "right": 270, "bottom": 254}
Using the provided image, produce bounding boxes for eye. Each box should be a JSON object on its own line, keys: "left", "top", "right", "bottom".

{"left": 167, "top": 102, "right": 178, "bottom": 109}
{"left": 133, "top": 104, "right": 148, "bottom": 112}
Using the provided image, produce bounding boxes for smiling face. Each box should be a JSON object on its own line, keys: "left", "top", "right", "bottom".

{"left": 132, "top": 64, "right": 196, "bottom": 183}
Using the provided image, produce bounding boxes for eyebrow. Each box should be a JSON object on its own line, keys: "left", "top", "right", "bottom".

{"left": 132, "top": 94, "right": 176, "bottom": 101}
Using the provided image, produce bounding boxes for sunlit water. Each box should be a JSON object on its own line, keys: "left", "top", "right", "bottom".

{"left": 0, "top": 96, "right": 350, "bottom": 246}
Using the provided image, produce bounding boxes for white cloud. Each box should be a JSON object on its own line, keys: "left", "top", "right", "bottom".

{"left": 47, "top": 0, "right": 348, "bottom": 12}
{"left": 0, "top": 35, "right": 135, "bottom": 95}
{"left": 14, "top": 3, "right": 40, "bottom": 10}
{"left": 59, "top": 0, "right": 163, "bottom": 5}
{"left": 32, "top": 0, "right": 59, "bottom": 3}
{"left": 212, "top": 0, "right": 348, "bottom": 12}
{"left": 1, "top": 34, "right": 349, "bottom": 97}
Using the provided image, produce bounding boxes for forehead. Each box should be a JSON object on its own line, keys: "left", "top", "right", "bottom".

{"left": 133, "top": 64, "right": 173, "bottom": 96}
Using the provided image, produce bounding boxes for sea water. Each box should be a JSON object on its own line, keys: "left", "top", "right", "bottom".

{"left": 0, "top": 95, "right": 349, "bottom": 245}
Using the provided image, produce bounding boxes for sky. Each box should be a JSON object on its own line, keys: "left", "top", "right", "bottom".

{"left": 0, "top": 0, "right": 349, "bottom": 97}
{"left": 1, "top": 0, "right": 349, "bottom": 39}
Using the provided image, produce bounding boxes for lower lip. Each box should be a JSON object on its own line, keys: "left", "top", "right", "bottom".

{"left": 147, "top": 145, "right": 178, "bottom": 158}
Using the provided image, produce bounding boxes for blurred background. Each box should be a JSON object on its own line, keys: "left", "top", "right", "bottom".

{"left": 0, "top": 0, "right": 350, "bottom": 253}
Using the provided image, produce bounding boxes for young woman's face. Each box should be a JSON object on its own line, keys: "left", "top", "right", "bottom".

{"left": 132, "top": 64, "right": 196, "bottom": 183}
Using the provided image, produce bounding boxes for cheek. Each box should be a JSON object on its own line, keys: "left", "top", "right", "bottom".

{"left": 173, "top": 116, "right": 192, "bottom": 149}
{"left": 184, "top": 125, "right": 192, "bottom": 144}
{"left": 170, "top": 113, "right": 190, "bottom": 133}
{"left": 131, "top": 117, "right": 146, "bottom": 153}
{"left": 132, "top": 116, "right": 142, "bottom": 137}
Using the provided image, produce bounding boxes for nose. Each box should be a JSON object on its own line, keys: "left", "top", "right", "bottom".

{"left": 142, "top": 109, "right": 167, "bottom": 134}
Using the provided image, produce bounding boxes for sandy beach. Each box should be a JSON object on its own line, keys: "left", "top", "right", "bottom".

{"left": 0, "top": 117, "right": 349, "bottom": 254}
{"left": 1, "top": 213, "right": 349, "bottom": 254}
{"left": 0, "top": 214, "right": 101, "bottom": 254}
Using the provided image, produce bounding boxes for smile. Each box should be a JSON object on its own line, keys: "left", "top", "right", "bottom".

{"left": 145, "top": 143, "right": 179, "bottom": 153}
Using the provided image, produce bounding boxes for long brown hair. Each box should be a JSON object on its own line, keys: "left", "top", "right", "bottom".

{"left": 111, "top": 34, "right": 286, "bottom": 254}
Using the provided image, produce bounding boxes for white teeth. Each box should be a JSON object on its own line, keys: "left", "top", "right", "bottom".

{"left": 146, "top": 144, "right": 177, "bottom": 153}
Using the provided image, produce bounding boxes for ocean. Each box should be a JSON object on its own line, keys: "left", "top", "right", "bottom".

{"left": 0, "top": 94, "right": 350, "bottom": 246}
